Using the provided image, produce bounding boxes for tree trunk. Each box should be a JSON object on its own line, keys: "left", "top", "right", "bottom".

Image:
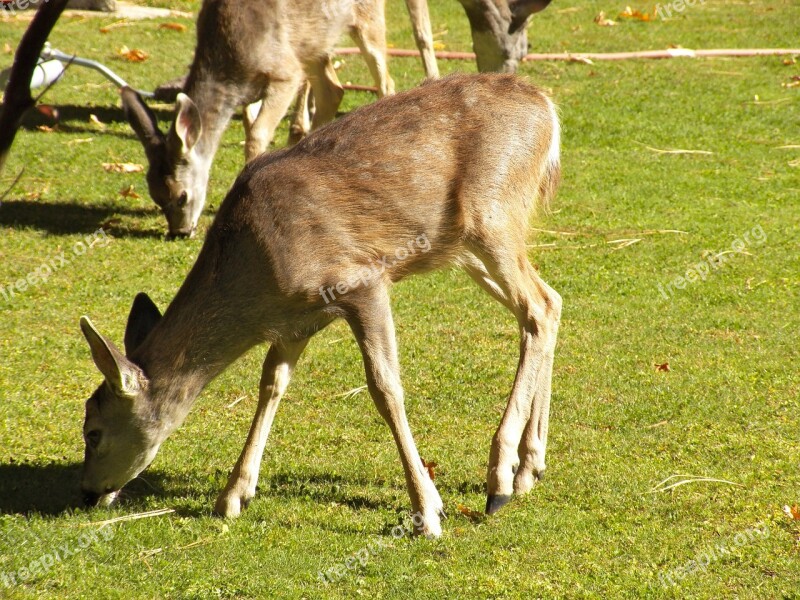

{"left": 0, "top": 0, "right": 69, "bottom": 174}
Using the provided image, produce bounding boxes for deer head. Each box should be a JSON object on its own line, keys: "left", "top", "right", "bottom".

{"left": 79, "top": 293, "right": 167, "bottom": 507}
{"left": 459, "top": 0, "right": 552, "bottom": 73}
{"left": 121, "top": 87, "right": 208, "bottom": 239}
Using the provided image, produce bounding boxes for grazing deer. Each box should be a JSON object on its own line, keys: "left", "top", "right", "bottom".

{"left": 457, "top": 0, "right": 553, "bottom": 73}
{"left": 123, "top": 0, "right": 439, "bottom": 239}
{"left": 82, "top": 74, "right": 561, "bottom": 537}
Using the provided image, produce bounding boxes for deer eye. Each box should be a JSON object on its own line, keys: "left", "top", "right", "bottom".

{"left": 85, "top": 430, "right": 102, "bottom": 449}
{"left": 177, "top": 191, "right": 188, "bottom": 208}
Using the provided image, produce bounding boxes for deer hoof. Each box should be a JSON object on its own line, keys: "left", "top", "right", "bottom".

{"left": 485, "top": 494, "right": 513, "bottom": 515}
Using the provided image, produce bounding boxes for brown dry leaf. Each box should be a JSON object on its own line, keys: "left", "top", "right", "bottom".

{"left": 118, "top": 46, "right": 149, "bottom": 62}
{"left": 103, "top": 162, "right": 144, "bottom": 174}
{"left": 655, "top": 362, "right": 671, "bottom": 372}
{"left": 783, "top": 76, "right": 800, "bottom": 89}
{"left": 3, "top": 42, "right": 13, "bottom": 54}
{"left": 421, "top": 458, "right": 438, "bottom": 481}
{"left": 783, "top": 505, "right": 800, "bottom": 520}
{"left": 37, "top": 125, "right": 56, "bottom": 133}
{"left": 594, "top": 11, "right": 617, "bottom": 26}
{"left": 783, "top": 56, "right": 797, "bottom": 66}
{"left": 457, "top": 504, "right": 484, "bottom": 521}
{"left": 119, "top": 184, "right": 140, "bottom": 199}
{"left": 619, "top": 6, "right": 655, "bottom": 21}
{"left": 159, "top": 22, "right": 187, "bottom": 32}
{"left": 36, "top": 105, "right": 59, "bottom": 121}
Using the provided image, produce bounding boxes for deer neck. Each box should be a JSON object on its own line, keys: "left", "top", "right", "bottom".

{"left": 182, "top": 72, "right": 241, "bottom": 162}
{"left": 130, "top": 252, "right": 259, "bottom": 433}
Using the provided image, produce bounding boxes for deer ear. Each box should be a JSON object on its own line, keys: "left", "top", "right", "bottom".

{"left": 121, "top": 86, "right": 166, "bottom": 162}
{"left": 174, "top": 93, "right": 202, "bottom": 154}
{"left": 80, "top": 317, "right": 141, "bottom": 398}
{"left": 124, "top": 293, "right": 162, "bottom": 356}
{"left": 508, "top": 0, "right": 551, "bottom": 32}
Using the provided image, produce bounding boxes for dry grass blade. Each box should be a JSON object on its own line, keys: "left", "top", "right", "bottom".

{"left": 334, "top": 385, "right": 368, "bottom": 400}
{"left": 641, "top": 145, "right": 713, "bottom": 155}
{"left": 0, "top": 167, "right": 25, "bottom": 204}
{"left": 80, "top": 507, "right": 175, "bottom": 527}
{"left": 649, "top": 474, "right": 743, "bottom": 493}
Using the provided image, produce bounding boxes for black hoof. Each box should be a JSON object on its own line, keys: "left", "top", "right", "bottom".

{"left": 485, "top": 494, "right": 512, "bottom": 515}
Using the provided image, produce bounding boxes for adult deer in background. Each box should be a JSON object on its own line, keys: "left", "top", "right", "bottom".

{"left": 458, "top": 0, "right": 553, "bottom": 73}
{"left": 80, "top": 74, "right": 562, "bottom": 537}
{"left": 123, "top": 0, "right": 438, "bottom": 239}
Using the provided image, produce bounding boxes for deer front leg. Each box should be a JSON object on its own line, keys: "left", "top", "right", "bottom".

{"left": 345, "top": 286, "right": 444, "bottom": 537}
{"left": 215, "top": 338, "right": 308, "bottom": 517}
{"left": 287, "top": 81, "right": 312, "bottom": 146}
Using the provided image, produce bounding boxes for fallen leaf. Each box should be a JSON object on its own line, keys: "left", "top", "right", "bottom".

{"left": 594, "top": 11, "right": 617, "bottom": 26}
{"left": 35, "top": 105, "right": 59, "bottom": 121}
{"left": 37, "top": 125, "right": 56, "bottom": 133}
{"left": 3, "top": 42, "right": 12, "bottom": 54}
{"left": 783, "top": 56, "right": 797, "bottom": 66}
{"left": 619, "top": 6, "right": 655, "bottom": 21}
{"left": 432, "top": 41, "right": 446, "bottom": 51}
{"left": 103, "top": 162, "right": 144, "bottom": 174}
{"left": 159, "top": 22, "right": 187, "bottom": 32}
{"left": 118, "top": 46, "right": 149, "bottom": 62}
{"left": 655, "top": 362, "right": 671, "bottom": 372}
{"left": 119, "top": 184, "right": 140, "bottom": 199}
{"left": 89, "top": 114, "right": 106, "bottom": 128}
{"left": 783, "top": 505, "right": 800, "bottom": 520}
{"left": 421, "top": 458, "right": 438, "bottom": 481}
{"left": 457, "top": 504, "right": 484, "bottom": 520}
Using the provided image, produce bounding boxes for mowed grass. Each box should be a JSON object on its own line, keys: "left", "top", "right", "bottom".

{"left": 1, "top": 0, "right": 799, "bottom": 598}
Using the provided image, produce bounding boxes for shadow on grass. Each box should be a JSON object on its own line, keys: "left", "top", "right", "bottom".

{"left": 0, "top": 462, "right": 193, "bottom": 516}
{"left": 264, "top": 471, "right": 392, "bottom": 512}
{"left": 18, "top": 103, "right": 176, "bottom": 135}
{"left": 0, "top": 199, "right": 164, "bottom": 238}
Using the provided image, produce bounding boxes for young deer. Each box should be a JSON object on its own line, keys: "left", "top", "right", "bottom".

{"left": 123, "top": 0, "right": 438, "bottom": 239}
{"left": 81, "top": 74, "right": 561, "bottom": 537}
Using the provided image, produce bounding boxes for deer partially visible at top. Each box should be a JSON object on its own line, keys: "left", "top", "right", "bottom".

{"left": 123, "top": 0, "right": 439, "bottom": 239}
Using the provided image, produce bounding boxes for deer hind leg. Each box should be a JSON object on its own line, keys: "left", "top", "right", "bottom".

{"left": 350, "top": 2, "right": 395, "bottom": 97}
{"left": 242, "top": 73, "right": 304, "bottom": 162}
{"left": 344, "top": 285, "right": 444, "bottom": 537}
{"left": 463, "top": 245, "right": 561, "bottom": 515}
{"left": 214, "top": 338, "right": 309, "bottom": 517}
{"left": 306, "top": 57, "right": 345, "bottom": 130}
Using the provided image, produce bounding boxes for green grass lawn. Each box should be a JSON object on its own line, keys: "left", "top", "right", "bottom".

{"left": 1, "top": 0, "right": 799, "bottom": 598}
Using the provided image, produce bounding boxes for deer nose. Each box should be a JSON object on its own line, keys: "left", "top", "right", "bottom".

{"left": 166, "top": 227, "right": 195, "bottom": 240}
{"left": 82, "top": 490, "right": 101, "bottom": 507}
